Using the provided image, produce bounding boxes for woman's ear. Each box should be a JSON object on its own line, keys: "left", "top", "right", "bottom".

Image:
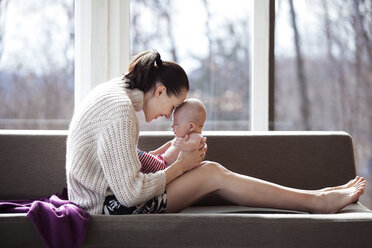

{"left": 155, "top": 85, "right": 167, "bottom": 97}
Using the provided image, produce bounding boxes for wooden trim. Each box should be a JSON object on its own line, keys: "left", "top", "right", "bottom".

{"left": 74, "top": 0, "right": 130, "bottom": 108}
{"left": 250, "top": 0, "right": 270, "bottom": 131}
{"left": 269, "top": 0, "right": 275, "bottom": 130}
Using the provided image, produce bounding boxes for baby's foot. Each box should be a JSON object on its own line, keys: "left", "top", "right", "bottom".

{"left": 312, "top": 176, "right": 366, "bottom": 214}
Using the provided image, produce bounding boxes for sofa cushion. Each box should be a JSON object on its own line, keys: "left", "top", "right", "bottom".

{"left": 0, "top": 131, "right": 67, "bottom": 200}
{"left": 0, "top": 213, "right": 44, "bottom": 247}
{"left": 68, "top": 210, "right": 372, "bottom": 247}
{"left": 181, "top": 202, "right": 372, "bottom": 214}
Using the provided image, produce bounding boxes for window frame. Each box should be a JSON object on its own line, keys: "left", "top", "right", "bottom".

{"left": 74, "top": 0, "right": 272, "bottom": 131}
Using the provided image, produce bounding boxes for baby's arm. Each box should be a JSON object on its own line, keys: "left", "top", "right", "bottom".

{"left": 181, "top": 133, "right": 203, "bottom": 152}
{"left": 149, "top": 140, "right": 173, "bottom": 155}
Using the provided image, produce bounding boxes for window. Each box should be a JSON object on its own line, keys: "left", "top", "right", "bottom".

{"left": 131, "top": 0, "right": 252, "bottom": 131}
{"left": 274, "top": 0, "right": 372, "bottom": 208}
{"left": 0, "top": 0, "right": 74, "bottom": 129}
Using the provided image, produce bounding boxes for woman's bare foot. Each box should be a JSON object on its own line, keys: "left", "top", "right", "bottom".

{"left": 318, "top": 176, "right": 364, "bottom": 192}
{"left": 311, "top": 176, "right": 366, "bottom": 214}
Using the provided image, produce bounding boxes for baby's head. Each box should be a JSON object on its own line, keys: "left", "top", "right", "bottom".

{"left": 171, "top": 98, "right": 206, "bottom": 137}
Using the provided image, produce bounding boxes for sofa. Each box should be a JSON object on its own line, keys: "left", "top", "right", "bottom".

{"left": 1, "top": 130, "right": 372, "bottom": 247}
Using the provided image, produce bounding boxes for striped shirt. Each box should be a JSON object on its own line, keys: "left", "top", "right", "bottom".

{"left": 137, "top": 149, "right": 168, "bottom": 173}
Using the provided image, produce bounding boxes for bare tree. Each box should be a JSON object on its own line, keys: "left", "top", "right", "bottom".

{"left": 131, "top": 0, "right": 178, "bottom": 62}
{"left": 0, "top": 0, "right": 9, "bottom": 59}
{"left": 0, "top": 0, "right": 75, "bottom": 129}
{"left": 288, "top": 0, "right": 310, "bottom": 130}
{"left": 321, "top": 0, "right": 348, "bottom": 129}
{"left": 201, "top": 0, "right": 217, "bottom": 129}
{"left": 0, "top": 0, "right": 9, "bottom": 111}
{"left": 159, "top": 0, "right": 178, "bottom": 62}
{"left": 353, "top": 0, "right": 372, "bottom": 71}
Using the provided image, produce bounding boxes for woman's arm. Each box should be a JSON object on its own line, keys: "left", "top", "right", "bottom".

{"left": 98, "top": 118, "right": 166, "bottom": 207}
{"left": 149, "top": 140, "right": 173, "bottom": 155}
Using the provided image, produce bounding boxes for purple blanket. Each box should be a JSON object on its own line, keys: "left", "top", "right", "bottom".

{"left": 0, "top": 188, "right": 90, "bottom": 248}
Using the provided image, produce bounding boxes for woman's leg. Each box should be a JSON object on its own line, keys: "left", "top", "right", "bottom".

{"left": 165, "top": 161, "right": 366, "bottom": 213}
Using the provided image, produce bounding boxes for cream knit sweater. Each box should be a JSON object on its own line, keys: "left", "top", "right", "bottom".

{"left": 66, "top": 77, "right": 166, "bottom": 214}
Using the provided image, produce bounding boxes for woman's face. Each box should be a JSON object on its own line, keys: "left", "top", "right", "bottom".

{"left": 143, "top": 84, "right": 187, "bottom": 122}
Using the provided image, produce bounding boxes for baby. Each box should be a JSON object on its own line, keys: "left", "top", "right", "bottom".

{"left": 138, "top": 98, "right": 206, "bottom": 173}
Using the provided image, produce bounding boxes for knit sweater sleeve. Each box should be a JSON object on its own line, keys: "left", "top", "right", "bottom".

{"left": 97, "top": 118, "right": 166, "bottom": 207}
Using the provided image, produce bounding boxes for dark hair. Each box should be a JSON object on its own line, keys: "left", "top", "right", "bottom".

{"left": 124, "top": 50, "right": 189, "bottom": 96}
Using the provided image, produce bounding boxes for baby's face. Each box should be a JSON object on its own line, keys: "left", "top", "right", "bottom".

{"left": 171, "top": 111, "right": 191, "bottom": 138}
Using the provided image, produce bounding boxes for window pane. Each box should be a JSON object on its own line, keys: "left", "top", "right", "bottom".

{"left": 0, "top": 0, "right": 74, "bottom": 130}
{"left": 131, "top": 0, "right": 251, "bottom": 131}
{"left": 275, "top": 0, "right": 372, "bottom": 208}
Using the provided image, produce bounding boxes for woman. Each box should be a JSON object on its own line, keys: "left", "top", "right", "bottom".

{"left": 66, "top": 50, "right": 366, "bottom": 215}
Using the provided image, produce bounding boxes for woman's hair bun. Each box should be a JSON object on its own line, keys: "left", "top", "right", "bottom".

{"left": 154, "top": 51, "right": 163, "bottom": 67}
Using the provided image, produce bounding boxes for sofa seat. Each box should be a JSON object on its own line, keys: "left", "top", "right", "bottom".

{"left": 181, "top": 202, "right": 372, "bottom": 214}
{"left": 2, "top": 203, "right": 371, "bottom": 248}
{"left": 86, "top": 204, "right": 372, "bottom": 248}
{"left": 85, "top": 203, "right": 372, "bottom": 248}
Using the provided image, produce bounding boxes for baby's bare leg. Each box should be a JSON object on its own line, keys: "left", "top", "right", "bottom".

{"left": 165, "top": 162, "right": 366, "bottom": 214}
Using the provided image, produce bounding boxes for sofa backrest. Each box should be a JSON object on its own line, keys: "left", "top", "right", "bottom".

{"left": 139, "top": 131, "right": 357, "bottom": 205}
{"left": 0, "top": 131, "right": 356, "bottom": 205}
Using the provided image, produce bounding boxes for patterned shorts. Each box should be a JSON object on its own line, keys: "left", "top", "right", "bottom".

{"left": 103, "top": 192, "right": 167, "bottom": 215}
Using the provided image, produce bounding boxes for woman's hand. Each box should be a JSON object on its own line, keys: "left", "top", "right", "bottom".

{"left": 177, "top": 137, "right": 207, "bottom": 172}
{"left": 199, "top": 137, "right": 207, "bottom": 160}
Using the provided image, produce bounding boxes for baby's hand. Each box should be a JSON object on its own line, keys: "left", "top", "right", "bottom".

{"left": 149, "top": 151, "right": 156, "bottom": 155}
